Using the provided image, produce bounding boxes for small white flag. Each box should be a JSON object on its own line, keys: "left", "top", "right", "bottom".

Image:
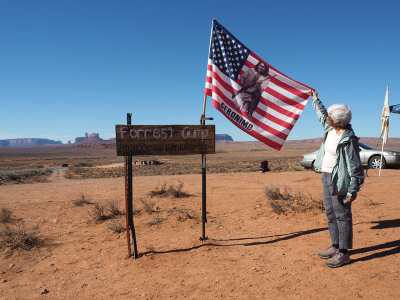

{"left": 381, "top": 86, "right": 390, "bottom": 144}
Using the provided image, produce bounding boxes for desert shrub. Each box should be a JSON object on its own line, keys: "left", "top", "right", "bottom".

{"left": 0, "top": 223, "right": 43, "bottom": 251}
{"left": 149, "top": 182, "right": 191, "bottom": 198}
{"left": 74, "top": 162, "right": 93, "bottom": 167}
{"left": 271, "top": 164, "right": 304, "bottom": 172}
{"left": 91, "top": 203, "right": 110, "bottom": 222}
{"left": 264, "top": 184, "right": 321, "bottom": 215}
{"left": 140, "top": 197, "right": 156, "bottom": 214}
{"left": 0, "top": 169, "right": 52, "bottom": 185}
{"left": 167, "top": 182, "right": 191, "bottom": 198}
{"left": 148, "top": 183, "right": 168, "bottom": 197}
{"left": 0, "top": 208, "right": 13, "bottom": 224}
{"left": 264, "top": 185, "right": 282, "bottom": 201}
{"left": 132, "top": 208, "right": 142, "bottom": 215}
{"left": 176, "top": 210, "right": 198, "bottom": 222}
{"left": 146, "top": 216, "right": 165, "bottom": 226}
{"left": 65, "top": 167, "right": 124, "bottom": 179}
{"left": 107, "top": 200, "right": 125, "bottom": 217}
{"left": 72, "top": 193, "right": 92, "bottom": 206}
{"left": 107, "top": 219, "right": 126, "bottom": 233}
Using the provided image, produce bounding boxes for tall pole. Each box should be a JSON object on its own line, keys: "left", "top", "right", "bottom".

{"left": 124, "top": 155, "right": 131, "bottom": 257}
{"left": 379, "top": 139, "right": 384, "bottom": 177}
{"left": 201, "top": 151, "right": 207, "bottom": 240}
{"left": 199, "top": 19, "right": 214, "bottom": 240}
{"left": 201, "top": 94, "right": 209, "bottom": 240}
{"left": 126, "top": 113, "right": 138, "bottom": 258}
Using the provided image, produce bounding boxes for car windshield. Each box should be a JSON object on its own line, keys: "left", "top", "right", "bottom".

{"left": 359, "top": 143, "right": 375, "bottom": 150}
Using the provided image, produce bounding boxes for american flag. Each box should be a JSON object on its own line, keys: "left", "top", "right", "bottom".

{"left": 205, "top": 19, "right": 311, "bottom": 150}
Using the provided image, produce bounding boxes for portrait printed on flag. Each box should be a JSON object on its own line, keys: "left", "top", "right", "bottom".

{"left": 232, "top": 61, "right": 273, "bottom": 119}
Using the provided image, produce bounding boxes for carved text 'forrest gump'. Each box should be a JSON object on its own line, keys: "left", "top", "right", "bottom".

{"left": 119, "top": 126, "right": 210, "bottom": 141}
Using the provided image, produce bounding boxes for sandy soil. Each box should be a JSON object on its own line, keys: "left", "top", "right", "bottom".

{"left": 1, "top": 169, "right": 399, "bottom": 299}
{"left": 94, "top": 163, "right": 124, "bottom": 169}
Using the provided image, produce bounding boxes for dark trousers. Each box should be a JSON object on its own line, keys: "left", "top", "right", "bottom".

{"left": 322, "top": 172, "right": 353, "bottom": 249}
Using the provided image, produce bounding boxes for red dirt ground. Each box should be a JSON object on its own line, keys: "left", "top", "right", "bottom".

{"left": 1, "top": 169, "right": 399, "bottom": 299}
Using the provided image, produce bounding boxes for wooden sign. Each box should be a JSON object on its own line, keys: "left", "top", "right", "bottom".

{"left": 115, "top": 125, "right": 215, "bottom": 156}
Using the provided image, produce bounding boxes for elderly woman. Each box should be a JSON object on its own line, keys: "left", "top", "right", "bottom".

{"left": 311, "top": 90, "right": 364, "bottom": 268}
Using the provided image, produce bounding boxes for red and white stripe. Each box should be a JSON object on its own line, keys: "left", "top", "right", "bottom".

{"left": 205, "top": 53, "right": 311, "bottom": 150}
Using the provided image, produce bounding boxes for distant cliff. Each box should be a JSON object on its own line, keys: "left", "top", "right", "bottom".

{"left": 75, "top": 133, "right": 104, "bottom": 144}
{"left": 215, "top": 134, "right": 233, "bottom": 141}
{"left": 0, "top": 138, "right": 62, "bottom": 147}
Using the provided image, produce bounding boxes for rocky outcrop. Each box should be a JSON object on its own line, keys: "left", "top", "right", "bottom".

{"left": 75, "top": 133, "right": 104, "bottom": 144}
{"left": 215, "top": 134, "right": 233, "bottom": 141}
{"left": 0, "top": 138, "right": 62, "bottom": 147}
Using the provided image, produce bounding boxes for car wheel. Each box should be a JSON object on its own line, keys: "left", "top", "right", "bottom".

{"left": 368, "top": 156, "right": 387, "bottom": 169}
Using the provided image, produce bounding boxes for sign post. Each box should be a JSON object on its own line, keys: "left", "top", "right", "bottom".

{"left": 124, "top": 113, "right": 138, "bottom": 258}
{"left": 116, "top": 123, "right": 215, "bottom": 256}
{"left": 201, "top": 153, "right": 207, "bottom": 240}
{"left": 200, "top": 103, "right": 213, "bottom": 240}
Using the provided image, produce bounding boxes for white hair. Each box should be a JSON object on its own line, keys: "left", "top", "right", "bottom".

{"left": 327, "top": 104, "right": 352, "bottom": 127}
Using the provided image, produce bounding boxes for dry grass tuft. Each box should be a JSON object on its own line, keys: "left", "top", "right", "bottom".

{"left": 132, "top": 208, "right": 142, "bottom": 215}
{"left": 90, "top": 200, "right": 126, "bottom": 223}
{"left": 107, "top": 219, "right": 126, "bottom": 233}
{"left": 140, "top": 197, "right": 156, "bottom": 214}
{"left": 148, "top": 183, "right": 168, "bottom": 197}
{"left": 167, "top": 182, "right": 191, "bottom": 198}
{"left": 149, "top": 182, "right": 192, "bottom": 198}
{"left": 91, "top": 203, "right": 111, "bottom": 222}
{"left": 0, "top": 169, "right": 53, "bottom": 185}
{"left": 271, "top": 164, "right": 304, "bottom": 172}
{"left": 65, "top": 167, "right": 124, "bottom": 180}
{"left": 264, "top": 184, "right": 322, "bottom": 215}
{"left": 106, "top": 200, "right": 125, "bottom": 217}
{"left": 145, "top": 216, "right": 165, "bottom": 226}
{"left": 72, "top": 193, "right": 92, "bottom": 206}
{"left": 0, "top": 223, "right": 43, "bottom": 251}
{"left": 0, "top": 207, "right": 13, "bottom": 224}
{"left": 176, "top": 210, "right": 198, "bottom": 222}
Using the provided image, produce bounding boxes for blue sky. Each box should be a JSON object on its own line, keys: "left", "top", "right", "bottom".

{"left": 1, "top": 0, "right": 399, "bottom": 145}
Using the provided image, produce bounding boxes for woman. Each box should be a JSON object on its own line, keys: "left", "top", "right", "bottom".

{"left": 311, "top": 89, "right": 364, "bottom": 268}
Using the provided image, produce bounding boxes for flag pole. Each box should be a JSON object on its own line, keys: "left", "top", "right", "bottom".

{"left": 379, "top": 134, "right": 384, "bottom": 177}
{"left": 202, "top": 94, "right": 207, "bottom": 121}
{"left": 200, "top": 94, "right": 208, "bottom": 240}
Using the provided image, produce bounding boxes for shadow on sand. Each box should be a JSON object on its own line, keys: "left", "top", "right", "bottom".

{"left": 349, "top": 218, "right": 400, "bottom": 262}
{"left": 140, "top": 227, "right": 327, "bottom": 256}
{"left": 350, "top": 240, "right": 400, "bottom": 263}
{"left": 140, "top": 218, "right": 400, "bottom": 261}
{"left": 370, "top": 218, "right": 400, "bottom": 229}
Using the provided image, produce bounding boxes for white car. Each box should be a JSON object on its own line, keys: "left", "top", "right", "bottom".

{"left": 300, "top": 143, "right": 400, "bottom": 170}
